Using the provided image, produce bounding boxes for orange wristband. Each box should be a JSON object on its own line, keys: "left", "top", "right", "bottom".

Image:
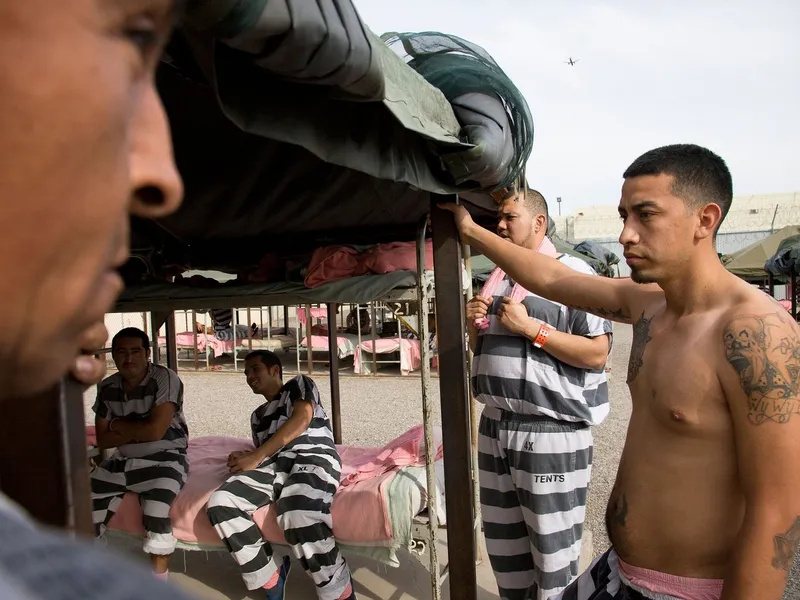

{"left": 533, "top": 323, "right": 551, "bottom": 348}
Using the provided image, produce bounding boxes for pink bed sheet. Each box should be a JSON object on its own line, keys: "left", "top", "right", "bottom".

{"left": 158, "top": 332, "right": 233, "bottom": 357}
{"left": 354, "top": 338, "right": 422, "bottom": 375}
{"left": 296, "top": 307, "right": 329, "bottom": 324}
{"left": 99, "top": 428, "right": 441, "bottom": 547}
{"left": 300, "top": 335, "right": 356, "bottom": 358}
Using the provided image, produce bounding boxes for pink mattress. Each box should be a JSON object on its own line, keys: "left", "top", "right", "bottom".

{"left": 299, "top": 334, "right": 358, "bottom": 359}
{"left": 354, "top": 338, "right": 422, "bottom": 375}
{"left": 101, "top": 429, "right": 441, "bottom": 548}
{"left": 158, "top": 332, "right": 232, "bottom": 357}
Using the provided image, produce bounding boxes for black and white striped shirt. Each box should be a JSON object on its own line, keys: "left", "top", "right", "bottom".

{"left": 93, "top": 364, "right": 189, "bottom": 457}
{"left": 472, "top": 254, "right": 612, "bottom": 426}
{"left": 250, "top": 375, "right": 335, "bottom": 451}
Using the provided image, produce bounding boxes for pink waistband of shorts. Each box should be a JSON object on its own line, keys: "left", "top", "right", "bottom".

{"left": 617, "top": 557, "right": 723, "bottom": 600}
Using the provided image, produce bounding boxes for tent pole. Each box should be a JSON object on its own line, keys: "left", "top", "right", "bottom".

{"left": 461, "top": 242, "right": 483, "bottom": 565}
{"left": 0, "top": 377, "right": 92, "bottom": 536}
{"left": 326, "top": 303, "right": 342, "bottom": 444}
{"left": 416, "top": 214, "right": 441, "bottom": 600}
{"left": 430, "top": 194, "right": 476, "bottom": 599}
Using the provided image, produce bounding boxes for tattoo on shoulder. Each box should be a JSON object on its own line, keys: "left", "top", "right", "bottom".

{"left": 627, "top": 312, "right": 653, "bottom": 384}
{"left": 723, "top": 312, "right": 800, "bottom": 425}
{"left": 571, "top": 305, "right": 630, "bottom": 323}
{"left": 772, "top": 516, "right": 800, "bottom": 572}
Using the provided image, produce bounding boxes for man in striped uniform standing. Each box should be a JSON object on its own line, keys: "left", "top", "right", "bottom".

{"left": 207, "top": 350, "right": 355, "bottom": 600}
{"left": 91, "top": 327, "right": 190, "bottom": 579}
{"left": 468, "top": 188, "right": 612, "bottom": 600}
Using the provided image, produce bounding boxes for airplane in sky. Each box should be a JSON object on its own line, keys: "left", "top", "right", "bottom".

{"left": 565, "top": 57, "right": 579, "bottom": 66}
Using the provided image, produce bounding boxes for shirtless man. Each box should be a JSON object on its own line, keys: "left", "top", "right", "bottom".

{"left": 443, "top": 144, "right": 800, "bottom": 600}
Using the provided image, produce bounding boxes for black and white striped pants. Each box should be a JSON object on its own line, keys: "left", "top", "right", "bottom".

{"left": 91, "top": 450, "right": 188, "bottom": 555}
{"left": 479, "top": 407, "right": 593, "bottom": 600}
{"left": 206, "top": 446, "right": 351, "bottom": 599}
{"left": 548, "top": 549, "right": 653, "bottom": 600}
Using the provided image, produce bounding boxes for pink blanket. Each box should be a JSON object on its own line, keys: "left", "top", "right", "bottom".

{"left": 158, "top": 332, "right": 233, "bottom": 357}
{"left": 296, "top": 307, "right": 329, "bottom": 324}
{"left": 353, "top": 338, "right": 422, "bottom": 375}
{"left": 300, "top": 335, "right": 357, "bottom": 359}
{"left": 340, "top": 425, "right": 443, "bottom": 487}
{"left": 474, "top": 236, "right": 558, "bottom": 330}
{"left": 97, "top": 429, "right": 440, "bottom": 547}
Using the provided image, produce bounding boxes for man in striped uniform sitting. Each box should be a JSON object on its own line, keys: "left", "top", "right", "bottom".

{"left": 90, "top": 327, "right": 190, "bottom": 580}
{"left": 467, "top": 187, "right": 612, "bottom": 600}
{"left": 207, "top": 350, "right": 355, "bottom": 600}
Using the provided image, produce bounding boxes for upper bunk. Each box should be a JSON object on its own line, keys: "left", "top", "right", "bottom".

{"left": 118, "top": 2, "right": 534, "bottom": 313}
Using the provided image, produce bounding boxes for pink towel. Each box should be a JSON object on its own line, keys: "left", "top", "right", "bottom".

{"left": 474, "top": 236, "right": 558, "bottom": 330}
{"left": 339, "top": 424, "right": 443, "bottom": 488}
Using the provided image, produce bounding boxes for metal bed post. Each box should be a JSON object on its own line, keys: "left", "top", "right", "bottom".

{"left": 305, "top": 304, "right": 313, "bottom": 375}
{"left": 768, "top": 272, "right": 775, "bottom": 299}
{"left": 152, "top": 311, "right": 177, "bottom": 370}
{"left": 233, "top": 307, "right": 238, "bottom": 372}
{"left": 327, "top": 302, "right": 343, "bottom": 444}
{"left": 370, "top": 303, "right": 378, "bottom": 375}
{"left": 192, "top": 310, "right": 199, "bottom": 371}
{"left": 355, "top": 304, "right": 363, "bottom": 376}
{"left": 284, "top": 306, "right": 290, "bottom": 335}
{"left": 0, "top": 377, "right": 93, "bottom": 536}
{"left": 295, "top": 306, "right": 301, "bottom": 374}
{"left": 204, "top": 311, "right": 210, "bottom": 371}
{"left": 416, "top": 215, "right": 441, "bottom": 600}
{"left": 461, "top": 243, "right": 483, "bottom": 564}
{"left": 430, "top": 194, "right": 477, "bottom": 599}
{"left": 247, "top": 308, "right": 253, "bottom": 353}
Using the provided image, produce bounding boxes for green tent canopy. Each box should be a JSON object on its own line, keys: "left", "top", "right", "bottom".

{"left": 722, "top": 226, "right": 800, "bottom": 280}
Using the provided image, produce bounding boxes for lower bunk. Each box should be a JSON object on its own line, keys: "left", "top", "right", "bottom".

{"left": 90, "top": 427, "right": 447, "bottom": 569}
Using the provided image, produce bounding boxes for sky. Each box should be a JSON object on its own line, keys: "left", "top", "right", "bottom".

{"left": 354, "top": 0, "right": 800, "bottom": 215}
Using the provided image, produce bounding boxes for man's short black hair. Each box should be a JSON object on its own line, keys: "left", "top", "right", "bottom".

{"left": 623, "top": 144, "right": 733, "bottom": 230}
{"left": 502, "top": 182, "right": 549, "bottom": 219}
{"left": 112, "top": 327, "right": 150, "bottom": 351}
{"left": 245, "top": 350, "right": 283, "bottom": 379}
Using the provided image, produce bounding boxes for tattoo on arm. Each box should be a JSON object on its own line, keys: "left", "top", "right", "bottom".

{"left": 772, "top": 516, "right": 800, "bottom": 572}
{"left": 571, "top": 305, "right": 631, "bottom": 323}
{"left": 627, "top": 312, "right": 653, "bottom": 384}
{"left": 723, "top": 312, "right": 800, "bottom": 425}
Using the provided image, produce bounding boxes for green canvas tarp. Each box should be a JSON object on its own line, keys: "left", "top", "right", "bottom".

{"left": 723, "top": 226, "right": 800, "bottom": 279}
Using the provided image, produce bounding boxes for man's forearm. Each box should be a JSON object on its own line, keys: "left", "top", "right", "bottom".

{"left": 464, "top": 225, "right": 568, "bottom": 300}
{"left": 254, "top": 416, "right": 311, "bottom": 460}
{"left": 96, "top": 426, "right": 137, "bottom": 449}
{"left": 721, "top": 516, "right": 797, "bottom": 600}
{"left": 522, "top": 321, "right": 609, "bottom": 370}
{"left": 467, "top": 323, "right": 478, "bottom": 353}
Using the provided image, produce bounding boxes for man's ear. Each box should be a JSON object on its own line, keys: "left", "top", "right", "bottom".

{"left": 535, "top": 214, "right": 548, "bottom": 233}
{"left": 696, "top": 203, "right": 723, "bottom": 241}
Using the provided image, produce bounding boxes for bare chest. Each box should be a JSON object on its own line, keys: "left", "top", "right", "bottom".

{"left": 626, "top": 313, "right": 727, "bottom": 430}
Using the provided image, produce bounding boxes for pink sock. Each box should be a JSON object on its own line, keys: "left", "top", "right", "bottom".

{"left": 153, "top": 571, "right": 169, "bottom": 581}
{"left": 263, "top": 569, "right": 281, "bottom": 589}
{"left": 337, "top": 582, "right": 353, "bottom": 599}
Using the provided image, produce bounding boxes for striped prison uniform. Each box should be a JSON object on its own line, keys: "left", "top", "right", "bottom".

{"left": 206, "top": 375, "right": 352, "bottom": 599}
{"left": 548, "top": 549, "right": 654, "bottom": 600}
{"left": 91, "top": 363, "right": 189, "bottom": 555}
{"left": 473, "top": 254, "right": 612, "bottom": 600}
